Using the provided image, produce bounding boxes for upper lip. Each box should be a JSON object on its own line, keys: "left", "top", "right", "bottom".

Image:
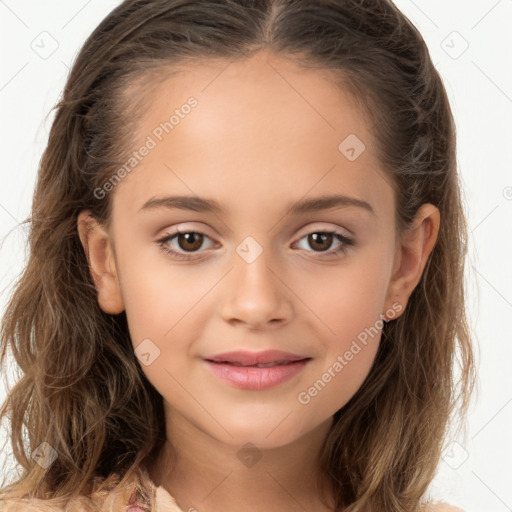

{"left": 205, "top": 350, "right": 310, "bottom": 366}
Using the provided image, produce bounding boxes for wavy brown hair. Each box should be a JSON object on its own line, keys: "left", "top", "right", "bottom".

{"left": 0, "top": 0, "right": 476, "bottom": 510}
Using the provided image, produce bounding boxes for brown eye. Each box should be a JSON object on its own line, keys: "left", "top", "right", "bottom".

{"left": 307, "top": 232, "right": 334, "bottom": 252}
{"left": 294, "top": 230, "right": 354, "bottom": 258}
{"left": 175, "top": 232, "right": 204, "bottom": 252}
{"left": 156, "top": 230, "right": 215, "bottom": 260}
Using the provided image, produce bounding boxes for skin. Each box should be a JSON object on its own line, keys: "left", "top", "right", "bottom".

{"left": 77, "top": 50, "right": 440, "bottom": 512}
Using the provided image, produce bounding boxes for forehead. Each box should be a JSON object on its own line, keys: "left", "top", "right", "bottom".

{"left": 130, "top": 52, "right": 372, "bottom": 146}
{"left": 111, "top": 51, "right": 392, "bottom": 221}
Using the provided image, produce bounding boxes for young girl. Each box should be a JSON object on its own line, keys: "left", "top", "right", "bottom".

{"left": 0, "top": 0, "right": 476, "bottom": 511}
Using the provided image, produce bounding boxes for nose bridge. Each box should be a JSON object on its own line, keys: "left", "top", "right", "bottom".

{"left": 220, "top": 234, "right": 292, "bottom": 327}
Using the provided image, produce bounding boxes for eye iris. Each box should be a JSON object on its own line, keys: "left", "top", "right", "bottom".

{"left": 309, "top": 233, "right": 332, "bottom": 252}
{"left": 178, "top": 232, "right": 203, "bottom": 252}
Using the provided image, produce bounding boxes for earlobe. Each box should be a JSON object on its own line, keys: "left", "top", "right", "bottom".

{"left": 383, "top": 204, "right": 440, "bottom": 320}
{"left": 77, "top": 210, "right": 125, "bottom": 315}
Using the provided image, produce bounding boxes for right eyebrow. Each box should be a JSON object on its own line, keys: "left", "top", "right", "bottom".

{"left": 139, "top": 195, "right": 226, "bottom": 214}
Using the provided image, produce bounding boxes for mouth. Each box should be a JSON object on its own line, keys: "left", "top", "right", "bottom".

{"left": 205, "top": 349, "right": 310, "bottom": 367}
{"left": 203, "top": 354, "right": 312, "bottom": 390}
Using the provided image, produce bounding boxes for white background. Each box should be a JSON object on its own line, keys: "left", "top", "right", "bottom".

{"left": 0, "top": 1, "right": 511, "bottom": 511}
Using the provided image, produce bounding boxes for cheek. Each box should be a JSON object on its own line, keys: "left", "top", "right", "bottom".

{"left": 118, "top": 264, "right": 207, "bottom": 395}
{"left": 118, "top": 251, "right": 209, "bottom": 344}
{"left": 295, "top": 250, "right": 390, "bottom": 339}
{"left": 297, "top": 300, "right": 383, "bottom": 416}
{"left": 292, "top": 257, "right": 387, "bottom": 407}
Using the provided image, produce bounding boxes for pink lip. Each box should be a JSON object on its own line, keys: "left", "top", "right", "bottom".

{"left": 204, "top": 358, "right": 311, "bottom": 391}
{"left": 206, "top": 349, "right": 308, "bottom": 366}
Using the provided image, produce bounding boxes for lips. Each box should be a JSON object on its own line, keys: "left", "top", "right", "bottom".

{"left": 204, "top": 356, "right": 311, "bottom": 390}
{"left": 205, "top": 349, "right": 310, "bottom": 367}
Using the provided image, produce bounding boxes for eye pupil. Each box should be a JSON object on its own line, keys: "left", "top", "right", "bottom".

{"left": 308, "top": 232, "right": 333, "bottom": 252}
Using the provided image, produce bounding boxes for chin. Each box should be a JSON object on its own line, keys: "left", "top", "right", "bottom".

{"left": 214, "top": 420, "right": 311, "bottom": 451}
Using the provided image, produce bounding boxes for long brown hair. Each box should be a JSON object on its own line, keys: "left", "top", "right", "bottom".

{"left": 0, "top": 1, "right": 476, "bottom": 510}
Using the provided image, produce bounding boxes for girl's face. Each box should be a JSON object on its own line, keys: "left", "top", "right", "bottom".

{"left": 79, "top": 51, "right": 437, "bottom": 450}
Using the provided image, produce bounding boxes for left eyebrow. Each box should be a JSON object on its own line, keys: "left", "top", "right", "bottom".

{"left": 138, "top": 194, "right": 376, "bottom": 217}
{"left": 287, "top": 194, "right": 376, "bottom": 216}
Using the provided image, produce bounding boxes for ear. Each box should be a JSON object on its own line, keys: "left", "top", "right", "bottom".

{"left": 383, "top": 203, "right": 440, "bottom": 320}
{"left": 77, "top": 210, "right": 125, "bottom": 315}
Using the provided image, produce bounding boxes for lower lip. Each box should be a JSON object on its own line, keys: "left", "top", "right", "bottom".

{"left": 204, "top": 359, "right": 311, "bottom": 390}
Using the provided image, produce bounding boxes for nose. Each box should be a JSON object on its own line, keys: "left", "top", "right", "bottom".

{"left": 220, "top": 247, "right": 293, "bottom": 330}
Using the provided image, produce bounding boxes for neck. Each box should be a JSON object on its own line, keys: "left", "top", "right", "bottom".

{"left": 145, "top": 406, "right": 336, "bottom": 512}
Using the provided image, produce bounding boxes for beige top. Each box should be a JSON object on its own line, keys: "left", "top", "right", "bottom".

{"left": 0, "top": 465, "right": 465, "bottom": 511}
{"left": 0, "top": 465, "right": 183, "bottom": 512}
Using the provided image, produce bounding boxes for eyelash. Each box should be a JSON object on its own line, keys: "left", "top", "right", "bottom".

{"left": 156, "top": 228, "right": 355, "bottom": 261}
